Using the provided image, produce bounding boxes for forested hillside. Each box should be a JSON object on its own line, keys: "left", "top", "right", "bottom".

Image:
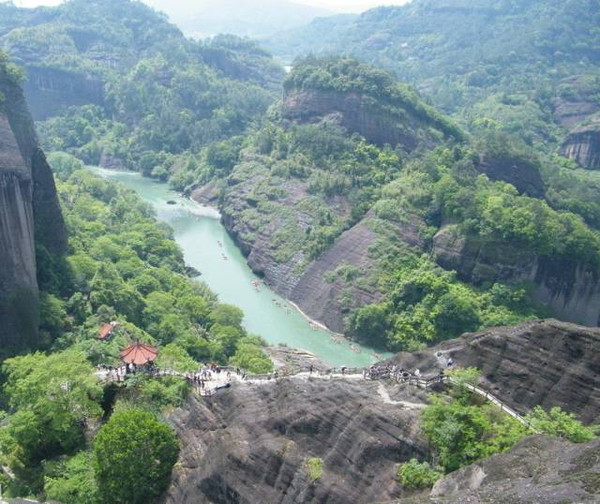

{"left": 204, "top": 58, "right": 600, "bottom": 350}
{"left": 0, "top": 0, "right": 284, "bottom": 172}
{"left": 3, "top": 0, "right": 600, "bottom": 351}
{"left": 266, "top": 0, "right": 600, "bottom": 166}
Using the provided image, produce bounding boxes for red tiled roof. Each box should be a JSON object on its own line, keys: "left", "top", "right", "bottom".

{"left": 120, "top": 341, "right": 158, "bottom": 365}
{"left": 98, "top": 323, "right": 113, "bottom": 340}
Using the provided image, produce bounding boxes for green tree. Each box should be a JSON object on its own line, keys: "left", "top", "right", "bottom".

{"left": 93, "top": 410, "right": 179, "bottom": 504}
{"left": 397, "top": 459, "right": 443, "bottom": 489}
{"left": 525, "top": 406, "right": 597, "bottom": 443}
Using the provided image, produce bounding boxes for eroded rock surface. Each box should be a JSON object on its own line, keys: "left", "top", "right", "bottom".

{"left": 389, "top": 319, "right": 600, "bottom": 424}
{"left": 282, "top": 89, "right": 447, "bottom": 151}
{"left": 164, "top": 377, "right": 430, "bottom": 504}
{"left": 0, "top": 69, "right": 66, "bottom": 353}
{"left": 425, "top": 435, "right": 600, "bottom": 504}
{"left": 433, "top": 225, "right": 600, "bottom": 327}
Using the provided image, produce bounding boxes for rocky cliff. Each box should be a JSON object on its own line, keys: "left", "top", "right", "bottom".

{"left": 0, "top": 67, "right": 66, "bottom": 353}
{"left": 283, "top": 89, "right": 439, "bottom": 151}
{"left": 476, "top": 153, "right": 545, "bottom": 198}
{"left": 219, "top": 166, "right": 425, "bottom": 333}
{"left": 164, "top": 319, "right": 600, "bottom": 503}
{"left": 562, "top": 120, "right": 600, "bottom": 170}
{"left": 554, "top": 75, "right": 600, "bottom": 169}
{"left": 389, "top": 319, "right": 600, "bottom": 424}
{"left": 433, "top": 225, "right": 600, "bottom": 327}
{"left": 164, "top": 376, "right": 430, "bottom": 504}
{"left": 23, "top": 66, "right": 104, "bottom": 121}
{"left": 423, "top": 435, "right": 600, "bottom": 503}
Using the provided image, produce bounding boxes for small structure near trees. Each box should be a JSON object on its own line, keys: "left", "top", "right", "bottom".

{"left": 98, "top": 321, "right": 120, "bottom": 341}
{"left": 120, "top": 341, "right": 158, "bottom": 366}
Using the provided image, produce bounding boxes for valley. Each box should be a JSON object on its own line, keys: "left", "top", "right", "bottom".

{"left": 0, "top": 0, "right": 599, "bottom": 503}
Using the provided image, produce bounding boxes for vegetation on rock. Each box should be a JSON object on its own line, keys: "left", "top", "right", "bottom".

{"left": 397, "top": 459, "right": 442, "bottom": 490}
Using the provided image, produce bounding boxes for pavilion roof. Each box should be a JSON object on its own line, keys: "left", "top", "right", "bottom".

{"left": 120, "top": 341, "right": 158, "bottom": 365}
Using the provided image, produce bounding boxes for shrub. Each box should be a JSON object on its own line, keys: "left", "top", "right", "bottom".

{"left": 525, "top": 406, "right": 598, "bottom": 443}
{"left": 305, "top": 457, "right": 324, "bottom": 482}
{"left": 397, "top": 459, "right": 443, "bottom": 489}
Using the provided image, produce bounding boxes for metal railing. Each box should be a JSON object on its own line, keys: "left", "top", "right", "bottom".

{"left": 96, "top": 364, "right": 535, "bottom": 429}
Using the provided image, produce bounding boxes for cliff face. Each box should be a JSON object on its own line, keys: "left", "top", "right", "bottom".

{"left": 0, "top": 70, "right": 66, "bottom": 352}
{"left": 164, "top": 377, "right": 430, "bottom": 504}
{"left": 554, "top": 76, "right": 600, "bottom": 169}
{"left": 283, "top": 90, "right": 436, "bottom": 150}
{"left": 433, "top": 226, "right": 600, "bottom": 327}
{"left": 562, "top": 122, "right": 600, "bottom": 170}
{"left": 425, "top": 435, "right": 600, "bottom": 504}
{"left": 23, "top": 66, "right": 104, "bottom": 121}
{"left": 389, "top": 319, "right": 600, "bottom": 424}
{"left": 218, "top": 168, "right": 425, "bottom": 333}
{"left": 476, "top": 154, "right": 545, "bottom": 198}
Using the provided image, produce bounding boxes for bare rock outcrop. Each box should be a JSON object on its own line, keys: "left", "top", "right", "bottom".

{"left": 283, "top": 89, "right": 437, "bottom": 150}
{"left": 562, "top": 120, "right": 600, "bottom": 170}
{"left": 554, "top": 75, "right": 600, "bottom": 169}
{"left": 23, "top": 66, "right": 104, "bottom": 121}
{"left": 433, "top": 225, "right": 600, "bottom": 327}
{"left": 163, "top": 377, "right": 430, "bottom": 504}
{"left": 389, "top": 319, "right": 600, "bottom": 424}
{"left": 0, "top": 67, "right": 66, "bottom": 354}
{"left": 425, "top": 435, "right": 600, "bottom": 503}
{"left": 476, "top": 154, "right": 545, "bottom": 198}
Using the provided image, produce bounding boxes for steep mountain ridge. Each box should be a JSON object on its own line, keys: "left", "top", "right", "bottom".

{"left": 0, "top": 57, "right": 66, "bottom": 354}
{"left": 213, "top": 58, "right": 600, "bottom": 349}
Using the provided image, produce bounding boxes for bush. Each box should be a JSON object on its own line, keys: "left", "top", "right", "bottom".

{"left": 93, "top": 410, "right": 180, "bottom": 504}
{"left": 44, "top": 451, "right": 100, "bottom": 504}
{"left": 524, "top": 406, "right": 598, "bottom": 443}
{"left": 305, "top": 457, "right": 324, "bottom": 482}
{"left": 397, "top": 459, "right": 442, "bottom": 489}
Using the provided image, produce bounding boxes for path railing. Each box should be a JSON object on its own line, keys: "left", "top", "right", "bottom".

{"left": 96, "top": 364, "right": 535, "bottom": 429}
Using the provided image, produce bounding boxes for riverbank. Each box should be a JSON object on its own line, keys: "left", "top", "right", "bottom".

{"left": 94, "top": 167, "right": 387, "bottom": 367}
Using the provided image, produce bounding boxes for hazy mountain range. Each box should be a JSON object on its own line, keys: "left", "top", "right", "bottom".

{"left": 143, "top": 0, "right": 333, "bottom": 39}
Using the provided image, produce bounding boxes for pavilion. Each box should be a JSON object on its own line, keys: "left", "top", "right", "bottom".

{"left": 120, "top": 341, "right": 158, "bottom": 366}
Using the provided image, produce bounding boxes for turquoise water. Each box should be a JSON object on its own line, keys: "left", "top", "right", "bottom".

{"left": 95, "top": 168, "right": 387, "bottom": 367}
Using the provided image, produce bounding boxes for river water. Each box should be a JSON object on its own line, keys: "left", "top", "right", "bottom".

{"left": 95, "top": 168, "right": 386, "bottom": 367}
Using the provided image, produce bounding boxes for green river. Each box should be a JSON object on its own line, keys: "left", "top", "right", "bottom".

{"left": 96, "top": 168, "right": 387, "bottom": 367}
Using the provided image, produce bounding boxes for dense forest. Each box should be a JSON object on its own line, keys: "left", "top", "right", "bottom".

{"left": 266, "top": 0, "right": 600, "bottom": 156}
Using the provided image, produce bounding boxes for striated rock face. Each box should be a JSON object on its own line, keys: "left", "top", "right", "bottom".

{"left": 23, "top": 66, "right": 104, "bottom": 121}
{"left": 219, "top": 165, "right": 425, "bottom": 333}
{"left": 0, "top": 115, "right": 38, "bottom": 350}
{"left": 289, "top": 214, "right": 424, "bottom": 332}
{"left": 433, "top": 226, "right": 600, "bottom": 327}
{"left": 425, "top": 435, "right": 600, "bottom": 503}
{"left": 562, "top": 122, "right": 600, "bottom": 169}
{"left": 164, "top": 377, "right": 430, "bottom": 504}
{"left": 283, "top": 90, "right": 435, "bottom": 150}
{"left": 0, "top": 70, "right": 66, "bottom": 352}
{"left": 477, "top": 154, "right": 545, "bottom": 198}
{"left": 390, "top": 319, "right": 600, "bottom": 424}
{"left": 554, "top": 76, "right": 600, "bottom": 169}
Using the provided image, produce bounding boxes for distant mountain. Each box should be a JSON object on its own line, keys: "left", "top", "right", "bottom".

{"left": 143, "top": 0, "right": 333, "bottom": 39}
{"left": 265, "top": 0, "right": 600, "bottom": 168}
